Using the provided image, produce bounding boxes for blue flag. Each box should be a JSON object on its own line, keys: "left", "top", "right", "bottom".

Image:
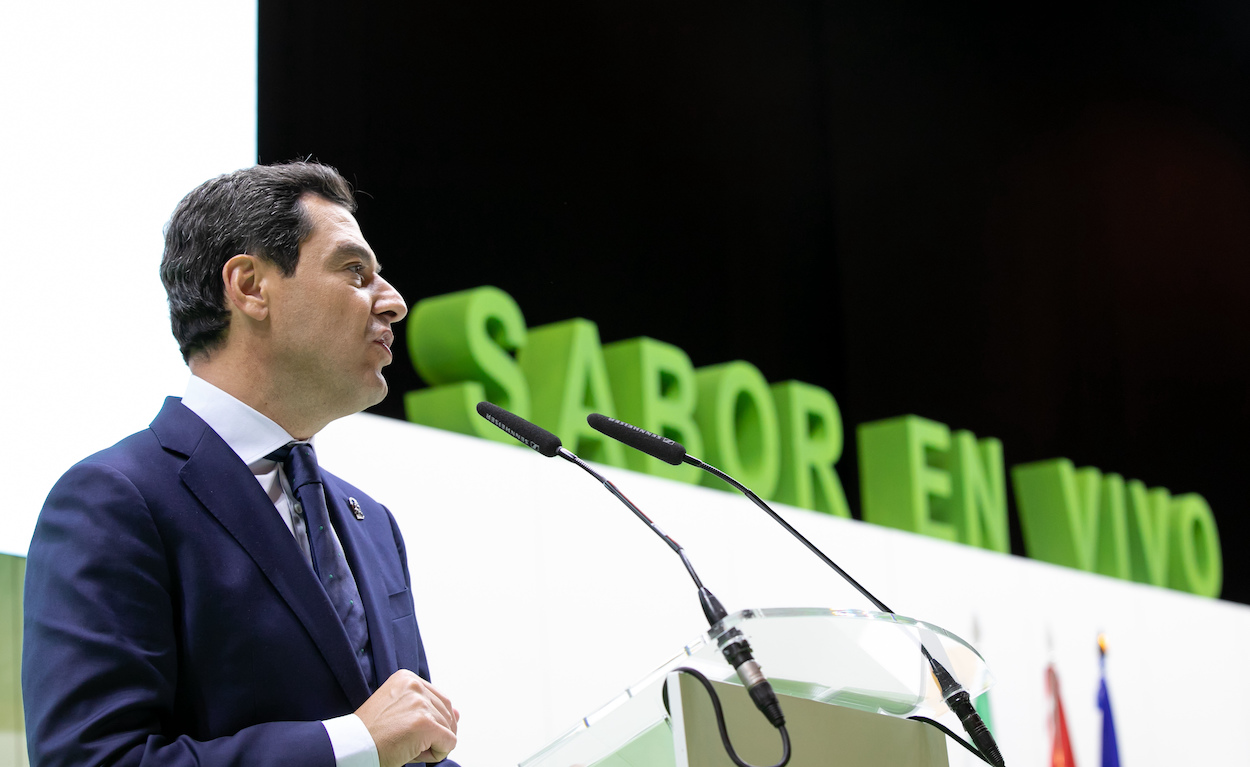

{"left": 1098, "top": 635, "right": 1121, "bottom": 767}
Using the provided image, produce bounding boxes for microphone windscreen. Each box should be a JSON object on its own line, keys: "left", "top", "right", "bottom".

{"left": 587, "top": 413, "right": 686, "bottom": 465}
{"left": 476, "top": 401, "right": 563, "bottom": 457}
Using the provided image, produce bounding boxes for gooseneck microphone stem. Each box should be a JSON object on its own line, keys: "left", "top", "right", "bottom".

{"left": 690, "top": 457, "right": 894, "bottom": 615}
{"left": 692, "top": 453, "right": 997, "bottom": 759}
{"left": 690, "top": 456, "right": 1001, "bottom": 764}
{"left": 555, "top": 447, "right": 786, "bottom": 734}
{"left": 555, "top": 446, "right": 709, "bottom": 595}
{"left": 476, "top": 403, "right": 790, "bottom": 761}
{"left": 587, "top": 413, "right": 1006, "bottom": 767}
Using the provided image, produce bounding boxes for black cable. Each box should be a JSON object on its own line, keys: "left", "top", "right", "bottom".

{"left": 662, "top": 667, "right": 791, "bottom": 767}
{"left": 908, "top": 716, "right": 996, "bottom": 766}
{"left": 578, "top": 411, "right": 1006, "bottom": 764}
{"left": 690, "top": 455, "right": 1006, "bottom": 767}
{"left": 921, "top": 649, "right": 1005, "bottom": 767}
{"left": 692, "top": 459, "right": 894, "bottom": 613}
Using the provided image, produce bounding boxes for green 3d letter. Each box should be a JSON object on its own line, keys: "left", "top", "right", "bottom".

{"left": 770, "top": 381, "right": 850, "bottom": 518}
{"left": 1012, "top": 460, "right": 1130, "bottom": 578}
{"left": 1169, "top": 494, "right": 1222, "bottom": 598}
{"left": 857, "top": 415, "right": 956, "bottom": 541}
{"left": 694, "top": 361, "right": 781, "bottom": 497}
{"left": 404, "top": 286, "right": 530, "bottom": 444}
{"left": 1095, "top": 474, "right": 1131, "bottom": 580}
{"left": 518, "top": 318, "right": 626, "bottom": 467}
{"left": 1012, "top": 459, "right": 1101, "bottom": 572}
{"left": 1126, "top": 480, "right": 1171, "bottom": 587}
{"left": 947, "top": 431, "right": 1010, "bottom": 553}
{"left": 602, "top": 337, "right": 703, "bottom": 484}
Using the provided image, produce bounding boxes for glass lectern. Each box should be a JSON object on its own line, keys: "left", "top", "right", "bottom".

{"left": 520, "top": 608, "right": 992, "bottom": 767}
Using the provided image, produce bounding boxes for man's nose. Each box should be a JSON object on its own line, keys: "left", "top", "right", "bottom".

{"left": 374, "top": 275, "right": 408, "bottom": 322}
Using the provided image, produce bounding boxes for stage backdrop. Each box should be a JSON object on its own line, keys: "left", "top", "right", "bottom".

{"left": 259, "top": 0, "right": 1250, "bottom": 607}
{"left": 313, "top": 413, "right": 1250, "bottom": 767}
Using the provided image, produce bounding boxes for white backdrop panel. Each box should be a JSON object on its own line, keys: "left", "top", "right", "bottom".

{"left": 318, "top": 413, "right": 1250, "bottom": 767}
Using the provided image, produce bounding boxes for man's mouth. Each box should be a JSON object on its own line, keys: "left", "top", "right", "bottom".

{"left": 374, "top": 331, "right": 395, "bottom": 356}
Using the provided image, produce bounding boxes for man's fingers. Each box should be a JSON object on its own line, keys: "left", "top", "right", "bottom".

{"left": 417, "top": 678, "right": 456, "bottom": 727}
{"left": 357, "top": 670, "right": 460, "bottom": 767}
{"left": 405, "top": 675, "right": 456, "bottom": 735}
{"left": 413, "top": 720, "right": 458, "bottom": 764}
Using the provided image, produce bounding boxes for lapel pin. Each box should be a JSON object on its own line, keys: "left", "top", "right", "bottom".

{"left": 348, "top": 497, "right": 364, "bottom": 520}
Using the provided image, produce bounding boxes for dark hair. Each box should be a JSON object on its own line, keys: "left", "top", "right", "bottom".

{"left": 160, "top": 161, "right": 357, "bottom": 361}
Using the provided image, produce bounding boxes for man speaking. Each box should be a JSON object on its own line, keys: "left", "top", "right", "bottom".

{"left": 22, "top": 162, "right": 461, "bottom": 767}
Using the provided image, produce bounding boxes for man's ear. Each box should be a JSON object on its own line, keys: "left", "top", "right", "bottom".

{"left": 222, "top": 254, "right": 270, "bottom": 321}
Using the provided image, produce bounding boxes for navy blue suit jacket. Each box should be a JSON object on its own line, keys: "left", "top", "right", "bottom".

{"left": 23, "top": 398, "right": 460, "bottom": 767}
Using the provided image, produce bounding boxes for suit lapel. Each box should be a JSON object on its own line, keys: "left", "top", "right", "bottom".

{"left": 150, "top": 398, "right": 373, "bottom": 706}
{"left": 325, "top": 486, "right": 399, "bottom": 683}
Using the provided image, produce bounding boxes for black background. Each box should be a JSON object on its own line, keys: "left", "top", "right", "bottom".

{"left": 259, "top": 1, "right": 1250, "bottom": 603}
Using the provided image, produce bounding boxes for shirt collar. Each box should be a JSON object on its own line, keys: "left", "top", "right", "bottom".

{"left": 181, "top": 375, "right": 310, "bottom": 468}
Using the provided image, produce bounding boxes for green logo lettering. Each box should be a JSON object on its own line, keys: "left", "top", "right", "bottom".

{"left": 1169, "top": 494, "right": 1222, "bottom": 598}
{"left": 948, "top": 431, "right": 1009, "bottom": 553}
{"left": 1126, "top": 480, "right": 1171, "bottom": 587}
{"left": 858, "top": 416, "right": 956, "bottom": 541}
{"left": 694, "top": 362, "right": 781, "bottom": 497}
{"left": 519, "top": 318, "right": 626, "bottom": 467}
{"left": 404, "top": 286, "right": 530, "bottom": 444}
{"left": 602, "top": 337, "right": 703, "bottom": 484}
{"left": 770, "top": 381, "right": 850, "bottom": 518}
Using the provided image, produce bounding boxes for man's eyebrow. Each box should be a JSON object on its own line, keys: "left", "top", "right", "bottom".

{"left": 332, "top": 242, "right": 382, "bottom": 272}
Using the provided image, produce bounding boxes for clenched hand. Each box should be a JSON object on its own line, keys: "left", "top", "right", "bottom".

{"left": 356, "top": 669, "right": 460, "bottom": 766}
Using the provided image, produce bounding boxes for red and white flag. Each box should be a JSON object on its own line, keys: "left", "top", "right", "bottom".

{"left": 1047, "top": 663, "right": 1078, "bottom": 767}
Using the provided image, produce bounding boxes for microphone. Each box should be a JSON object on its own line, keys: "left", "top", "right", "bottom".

{"left": 476, "top": 401, "right": 561, "bottom": 457}
{"left": 586, "top": 414, "right": 686, "bottom": 465}
{"left": 587, "top": 413, "right": 1006, "bottom": 766}
{"left": 478, "top": 403, "right": 785, "bottom": 729}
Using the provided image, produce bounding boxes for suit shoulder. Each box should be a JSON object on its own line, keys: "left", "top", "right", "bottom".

{"left": 81, "top": 427, "right": 166, "bottom": 468}
{"left": 53, "top": 428, "right": 175, "bottom": 496}
{"left": 57, "top": 397, "right": 210, "bottom": 485}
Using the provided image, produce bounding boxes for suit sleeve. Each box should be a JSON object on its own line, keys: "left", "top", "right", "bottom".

{"left": 22, "top": 461, "right": 335, "bottom": 767}
{"left": 385, "top": 508, "right": 463, "bottom": 767}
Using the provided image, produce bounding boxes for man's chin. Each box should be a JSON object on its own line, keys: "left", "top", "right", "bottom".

{"left": 362, "top": 376, "right": 389, "bottom": 410}
{"left": 335, "top": 375, "right": 389, "bottom": 419}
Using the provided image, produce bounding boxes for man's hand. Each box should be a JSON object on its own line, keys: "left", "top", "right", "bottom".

{"left": 355, "top": 669, "right": 460, "bottom": 766}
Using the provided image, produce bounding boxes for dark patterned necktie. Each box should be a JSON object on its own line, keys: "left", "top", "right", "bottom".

{"left": 268, "top": 442, "right": 374, "bottom": 689}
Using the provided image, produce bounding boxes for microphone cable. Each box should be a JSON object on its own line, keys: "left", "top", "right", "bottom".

{"left": 662, "top": 666, "right": 791, "bottom": 767}
{"left": 588, "top": 413, "right": 1006, "bottom": 767}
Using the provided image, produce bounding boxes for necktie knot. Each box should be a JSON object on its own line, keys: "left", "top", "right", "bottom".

{"left": 267, "top": 442, "right": 321, "bottom": 492}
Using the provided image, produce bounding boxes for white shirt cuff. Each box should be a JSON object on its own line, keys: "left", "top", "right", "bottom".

{"left": 323, "top": 713, "right": 380, "bottom": 767}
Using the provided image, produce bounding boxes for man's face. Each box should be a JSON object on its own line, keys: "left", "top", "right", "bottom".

{"left": 264, "top": 194, "right": 407, "bottom": 421}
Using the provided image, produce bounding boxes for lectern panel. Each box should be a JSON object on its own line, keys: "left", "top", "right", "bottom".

{"left": 673, "top": 675, "right": 948, "bottom": 767}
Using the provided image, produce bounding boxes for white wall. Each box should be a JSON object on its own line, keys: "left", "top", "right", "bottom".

{"left": 318, "top": 414, "right": 1250, "bottom": 767}
{"left": 0, "top": 0, "right": 257, "bottom": 556}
